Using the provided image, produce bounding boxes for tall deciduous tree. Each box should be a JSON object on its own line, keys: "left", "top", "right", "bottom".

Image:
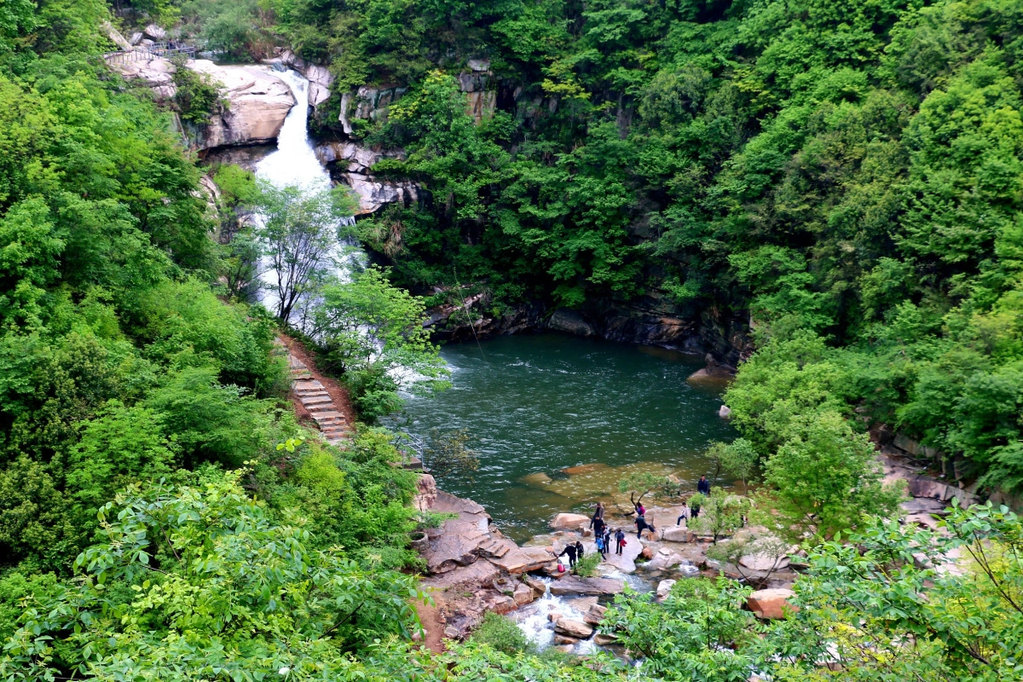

{"left": 312, "top": 266, "right": 448, "bottom": 421}
{"left": 254, "top": 182, "right": 356, "bottom": 324}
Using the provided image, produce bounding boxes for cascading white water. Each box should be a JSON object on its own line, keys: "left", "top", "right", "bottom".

{"left": 253, "top": 68, "right": 358, "bottom": 327}
{"left": 510, "top": 577, "right": 597, "bottom": 654}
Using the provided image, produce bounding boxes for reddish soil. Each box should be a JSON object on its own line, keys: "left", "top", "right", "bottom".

{"left": 277, "top": 334, "right": 357, "bottom": 430}
{"left": 413, "top": 597, "right": 447, "bottom": 654}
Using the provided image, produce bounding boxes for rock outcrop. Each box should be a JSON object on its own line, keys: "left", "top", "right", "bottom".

{"left": 548, "top": 576, "right": 624, "bottom": 597}
{"left": 747, "top": 588, "right": 798, "bottom": 620}
{"left": 550, "top": 513, "right": 590, "bottom": 531}
{"left": 106, "top": 56, "right": 295, "bottom": 150}
{"left": 275, "top": 51, "right": 334, "bottom": 109}
{"left": 554, "top": 618, "right": 594, "bottom": 639}
{"left": 187, "top": 60, "right": 295, "bottom": 149}
{"left": 315, "top": 141, "right": 418, "bottom": 214}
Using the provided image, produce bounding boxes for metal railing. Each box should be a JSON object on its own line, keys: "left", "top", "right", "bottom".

{"left": 103, "top": 42, "right": 198, "bottom": 65}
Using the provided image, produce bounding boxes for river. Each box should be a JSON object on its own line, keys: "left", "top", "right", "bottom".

{"left": 245, "top": 69, "right": 735, "bottom": 542}
{"left": 389, "top": 333, "right": 736, "bottom": 542}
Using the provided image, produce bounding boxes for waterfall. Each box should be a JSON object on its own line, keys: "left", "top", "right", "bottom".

{"left": 254, "top": 68, "right": 359, "bottom": 327}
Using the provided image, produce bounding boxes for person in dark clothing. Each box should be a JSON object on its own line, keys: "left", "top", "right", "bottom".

{"left": 697, "top": 475, "right": 711, "bottom": 495}
{"left": 635, "top": 501, "right": 646, "bottom": 517}
{"left": 602, "top": 528, "right": 611, "bottom": 557}
{"left": 691, "top": 501, "right": 701, "bottom": 519}
{"left": 575, "top": 540, "right": 584, "bottom": 560}
{"left": 614, "top": 528, "right": 625, "bottom": 554}
{"left": 558, "top": 543, "right": 578, "bottom": 569}
{"left": 636, "top": 514, "right": 655, "bottom": 539}
{"left": 592, "top": 516, "right": 606, "bottom": 538}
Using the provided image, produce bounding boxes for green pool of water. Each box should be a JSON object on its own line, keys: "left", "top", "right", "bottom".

{"left": 388, "top": 334, "right": 736, "bottom": 542}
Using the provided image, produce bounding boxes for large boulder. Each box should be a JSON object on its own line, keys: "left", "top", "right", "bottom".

{"left": 486, "top": 546, "right": 554, "bottom": 575}
{"left": 656, "top": 579, "right": 676, "bottom": 600}
{"left": 107, "top": 55, "right": 178, "bottom": 99}
{"left": 548, "top": 576, "right": 624, "bottom": 597}
{"left": 747, "top": 588, "right": 798, "bottom": 620}
{"left": 554, "top": 618, "right": 594, "bottom": 639}
{"left": 187, "top": 61, "right": 295, "bottom": 149}
{"left": 338, "top": 173, "right": 418, "bottom": 215}
{"left": 662, "top": 527, "right": 696, "bottom": 543}
{"left": 550, "top": 513, "right": 590, "bottom": 530}
{"left": 143, "top": 24, "right": 167, "bottom": 40}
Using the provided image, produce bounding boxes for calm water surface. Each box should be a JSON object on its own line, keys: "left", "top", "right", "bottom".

{"left": 389, "top": 334, "right": 736, "bottom": 542}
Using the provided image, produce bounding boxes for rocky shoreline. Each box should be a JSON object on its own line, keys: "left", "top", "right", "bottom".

{"left": 412, "top": 443, "right": 974, "bottom": 650}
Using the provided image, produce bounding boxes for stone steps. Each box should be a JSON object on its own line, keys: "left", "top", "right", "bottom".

{"left": 278, "top": 336, "right": 352, "bottom": 444}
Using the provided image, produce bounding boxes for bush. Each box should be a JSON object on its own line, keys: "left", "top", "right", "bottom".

{"left": 470, "top": 611, "right": 535, "bottom": 656}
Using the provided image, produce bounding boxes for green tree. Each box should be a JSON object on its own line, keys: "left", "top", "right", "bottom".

{"left": 761, "top": 411, "right": 903, "bottom": 543}
{"left": 2, "top": 472, "right": 428, "bottom": 680}
{"left": 708, "top": 438, "right": 758, "bottom": 495}
{"left": 254, "top": 182, "right": 357, "bottom": 324}
{"left": 312, "top": 266, "right": 448, "bottom": 421}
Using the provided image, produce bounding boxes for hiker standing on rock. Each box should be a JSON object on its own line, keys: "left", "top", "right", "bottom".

{"left": 575, "top": 540, "right": 584, "bottom": 560}
{"left": 614, "top": 528, "right": 625, "bottom": 555}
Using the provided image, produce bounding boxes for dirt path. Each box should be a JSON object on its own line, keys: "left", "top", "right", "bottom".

{"left": 413, "top": 597, "right": 447, "bottom": 654}
{"left": 277, "top": 334, "right": 357, "bottom": 442}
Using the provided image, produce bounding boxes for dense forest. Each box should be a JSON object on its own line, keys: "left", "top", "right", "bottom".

{"left": 165, "top": 0, "right": 1023, "bottom": 497}
{"left": 1, "top": 0, "right": 1022, "bottom": 680}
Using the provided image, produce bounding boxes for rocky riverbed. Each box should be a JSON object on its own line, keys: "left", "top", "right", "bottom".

{"left": 413, "top": 448, "right": 971, "bottom": 653}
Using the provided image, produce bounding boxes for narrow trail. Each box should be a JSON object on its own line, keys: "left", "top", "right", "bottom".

{"left": 275, "top": 334, "right": 447, "bottom": 651}
{"left": 275, "top": 334, "right": 355, "bottom": 445}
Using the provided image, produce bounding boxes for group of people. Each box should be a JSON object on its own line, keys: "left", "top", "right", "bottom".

{"left": 590, "top": 502, "right": 628, "bottom": 558}
{"left": 558, "top": 475, "right": 715, "bottom": 570}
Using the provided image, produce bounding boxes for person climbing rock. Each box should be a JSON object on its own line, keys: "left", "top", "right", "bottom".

{"left": 614, "top": 528, "right": 626, "bottom": 555}
{"left": 558, "top": 542, "right": 578, "bottom": 569}
{"left": 676, "top": 501, "right": 689, "bottom": 526}
{"left": 636, "top": 513, "right": 655, "bottom": 539}
{"left": 575, "top": 540, "right": 584, "bottom": 560}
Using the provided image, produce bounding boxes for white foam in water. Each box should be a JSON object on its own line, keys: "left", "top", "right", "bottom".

{"left": 253, "top": 68, "right": 358, "bottom": 327}
{"left": 510, "top": 578, "right": 597, "bottom": 654}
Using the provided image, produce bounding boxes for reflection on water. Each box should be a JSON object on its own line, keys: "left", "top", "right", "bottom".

{"left": 389, "top": 334, "right": 736, "bottom": 542}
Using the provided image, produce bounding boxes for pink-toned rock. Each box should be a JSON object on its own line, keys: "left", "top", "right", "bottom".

{"left": 513, "top": 583, "right": 537, "bottom": 606}
{"left": 548, "top": 576, "right": 624, "bottom": 597}
{"left": 640, "top": 546, "right": 655, "bottom": 560}
{"left": 747, "top": 588, "right": 798, "bottom": 620}
{"left": 549, "top": 612, "right": 563, "bottom": 623}
{"left": 488, "top": 594, "right": 517, "bottom": 615}
{"left": 487, "top": 546, "right": 555, "bottom": 574}
{"left": 583, "top": 604, "right": 608, "bottom": 626}
{"left": 662, "top": 527, "right": 696, "bottom": 543}
{"left": 551, "top": 513, "right": 590, "bottom": 530}
{"left": 554, "top": 634, "right": 580, "bottom": 645}
{"left": 523, "top": 575, "right": 547, "bottom": 595}
{"left": 593, "top": 633, "right": 618, "bottom": 646}
{"left": 555, "top": 618, "right": 594, "bottom": 639}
